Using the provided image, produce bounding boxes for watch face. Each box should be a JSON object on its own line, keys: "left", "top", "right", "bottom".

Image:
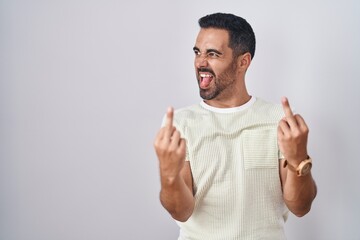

{"left": 300, "top": 162, "right": 312, "bottom": 175}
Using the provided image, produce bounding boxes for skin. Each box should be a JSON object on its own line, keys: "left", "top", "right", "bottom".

{"left": 154, "top": 107, "right": 194, "bottom": 222}
{"left": 193, "top": 28, "right": 251, "bottom": 108}
{"left": 154, "top": 28, "right": 317, "bottom": 221}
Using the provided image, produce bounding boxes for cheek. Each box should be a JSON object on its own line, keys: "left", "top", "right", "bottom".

{"left": 218, "top": 63, "right": 237, "bottom": 79}
{"left": 214, "top": 64, "right": 228, "bottom": 76}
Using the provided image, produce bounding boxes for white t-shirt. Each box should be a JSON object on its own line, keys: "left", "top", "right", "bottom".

{"left": 171, "top": 97, "right": 288, "bottom": 240}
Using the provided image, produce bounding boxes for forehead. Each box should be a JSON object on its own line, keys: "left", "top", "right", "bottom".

{"left": 195, "top": 28, "right": 230, "bottom": 51}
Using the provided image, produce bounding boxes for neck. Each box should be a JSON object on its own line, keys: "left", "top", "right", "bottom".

{"left": 204, "top": 92, "right": 251, "bottom": 108}
{"left": 204, "top": 76, "right": 251, "bottom": 108}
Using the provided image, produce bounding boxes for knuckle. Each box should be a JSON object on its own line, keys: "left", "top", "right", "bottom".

{"left": 293, "top": 130, "right": 301, "bottom": 138}
{"left": 283, "top": 134, "right": 291, "bottom": 140}
{"left": 168, "top": 144, "right": 177, "bottom": 152}
{"left": 167, "top": 144, "right": 173, "bottom": 151}
{"left": 304, "top": 126, "right": 309, "bottom": 133}
{"left": 277, "top": 133, "right": 284, "bottom": 140}
{"left": 153, "top": 139, "right": 162, "bottom": 149}
{"left": 173, "top": 130, "right": 180, "bottom": 137}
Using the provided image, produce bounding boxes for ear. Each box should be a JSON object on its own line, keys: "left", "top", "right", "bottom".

{"left": 237, "top": 52, "right": 252, "bottom": 70}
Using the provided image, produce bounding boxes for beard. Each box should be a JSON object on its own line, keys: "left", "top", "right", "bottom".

{"left": 197, "top": 62, "right": 238, "bottom": 100}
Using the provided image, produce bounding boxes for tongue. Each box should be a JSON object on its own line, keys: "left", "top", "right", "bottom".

{"left": 200, "top": 77, "right": 212, "bottom": 88}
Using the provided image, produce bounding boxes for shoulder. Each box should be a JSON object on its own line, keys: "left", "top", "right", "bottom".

{"left": 249, "top": 97, "right": 284, "bottom": 122}
{"left": 172, "top": 103, "right": 205, "bottom": 126}
{"left": 174, "top": 103, "right": 203, "bottom": 117}
{"left": 159, "top": 103, "right": 205, "bottom": 128}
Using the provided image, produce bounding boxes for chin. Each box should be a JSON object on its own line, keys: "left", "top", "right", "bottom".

{"left": 200, "top": 89, "right": 217, "bottom": 100}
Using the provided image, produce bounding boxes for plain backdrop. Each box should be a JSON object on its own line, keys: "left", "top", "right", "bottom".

{"left": 1, "top": 0, "right": 360, "bottom": 239}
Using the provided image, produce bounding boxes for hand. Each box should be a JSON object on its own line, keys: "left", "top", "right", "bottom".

{"left": 278, "top": 97, "right": 309, "bottom": 165}
{"left": 154, "top": 107, "right": 186, "bottom": 182}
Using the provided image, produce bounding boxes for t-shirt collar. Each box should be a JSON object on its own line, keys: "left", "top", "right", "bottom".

{"left": 200, "top": 96, "right": 256, "bottom": 113}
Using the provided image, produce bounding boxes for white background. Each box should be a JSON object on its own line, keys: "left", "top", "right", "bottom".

{"left": 1, "top": 0, "right": 360, "bottom": 239}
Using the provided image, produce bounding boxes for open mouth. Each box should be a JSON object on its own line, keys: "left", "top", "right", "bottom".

{"left": 199, "top": 72, "right": 214, "bottom": 89}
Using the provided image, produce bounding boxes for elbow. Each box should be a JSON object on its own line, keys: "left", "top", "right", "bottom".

{"left": 172, "top": 212, "right": 192, "bottom": 222}
{"left": 169, "top": 205, "right": 194, "bottom": 222}
{"left": 285, "top": 196, "right": 315, "bottom": 217}
{"left": 290, "top": 204, "right": 312, "bottom": 218}
{"left": 160, "top": 203, "right": 193, "bottom": 222}
{"left": 287, "top": 185, "right": 317, "bottom": 218}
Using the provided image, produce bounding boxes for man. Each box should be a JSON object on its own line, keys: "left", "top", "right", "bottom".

{"left": 154, "top": 13, "right": 317, "bottom": 240}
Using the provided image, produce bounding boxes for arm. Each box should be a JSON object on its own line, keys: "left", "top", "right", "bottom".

{"left": 278, "top": 97, "right": 317, "bottom": 217}
{"left": 160, "top": 161, "right": 194, "bottom": 222}
{"left": 279, "top": 159, "right": 317, "bottom": 217}
{"left": 154, "top": 107, "right": 195, "bottom": 222}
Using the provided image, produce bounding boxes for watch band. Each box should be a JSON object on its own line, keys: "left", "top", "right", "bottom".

{"left": 283, "top": 159, "right": 297, "bottom": 172}
{"left": 283, "top": 157, "right": 312, "bottom": 176}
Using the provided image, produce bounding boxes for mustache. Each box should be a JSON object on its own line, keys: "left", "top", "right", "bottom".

{"left": 197, "top": 68, "right": 215, "bottom": 76}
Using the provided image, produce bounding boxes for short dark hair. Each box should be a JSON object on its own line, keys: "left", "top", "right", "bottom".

{"left": 198, "top": 13, "right": 256, "bottom": 59}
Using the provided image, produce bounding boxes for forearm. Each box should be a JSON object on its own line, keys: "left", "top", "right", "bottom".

{"left": 160, "top": 175, "right": 195, "bottom": 222}
{"left": 283, "top": 171, "right": 317, "bottom": 217}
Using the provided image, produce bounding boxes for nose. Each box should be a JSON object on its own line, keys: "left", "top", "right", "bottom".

{"left": 195, "top": 54, "right": 208, "bottom": 69}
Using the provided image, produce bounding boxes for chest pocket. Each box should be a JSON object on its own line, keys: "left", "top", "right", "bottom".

{"left": 242, "top": 128, "right": 279, "bottom": 170}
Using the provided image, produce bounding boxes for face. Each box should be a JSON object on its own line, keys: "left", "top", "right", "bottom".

{"left": 193, "top": 28, "right": 238, "bottom": 101}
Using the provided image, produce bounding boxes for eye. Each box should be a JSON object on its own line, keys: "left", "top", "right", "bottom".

{"left": 193, "top": 49, "right": 201, "bottom": 56}
{"left": 208, "top": 52, "right": 220, "bottom": 58}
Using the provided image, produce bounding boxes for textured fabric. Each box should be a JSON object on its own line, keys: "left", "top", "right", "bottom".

{"left": 172, "top": 97, "right": 288, "bottom": 240}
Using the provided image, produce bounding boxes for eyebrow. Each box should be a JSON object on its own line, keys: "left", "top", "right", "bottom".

{"left": 193, "top": 47, "right": 223, "bottom": 55}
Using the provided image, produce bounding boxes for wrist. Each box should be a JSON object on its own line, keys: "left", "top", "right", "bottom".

{"left": 286, "top": 153, "right": 308, "bottom": 165}
{"left": 283, "top": 156, "right": 312, "bottom": 177}
{"left": 160, "top": 173, "right": 182, "bottom": 187}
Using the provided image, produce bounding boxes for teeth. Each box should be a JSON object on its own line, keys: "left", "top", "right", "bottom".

{"left": 200, "top": 74, "right": 213, "bottom": 78}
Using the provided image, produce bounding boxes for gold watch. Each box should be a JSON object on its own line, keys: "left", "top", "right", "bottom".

{"left": 283, "top": 157, "right": 312, "bottom": 176}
